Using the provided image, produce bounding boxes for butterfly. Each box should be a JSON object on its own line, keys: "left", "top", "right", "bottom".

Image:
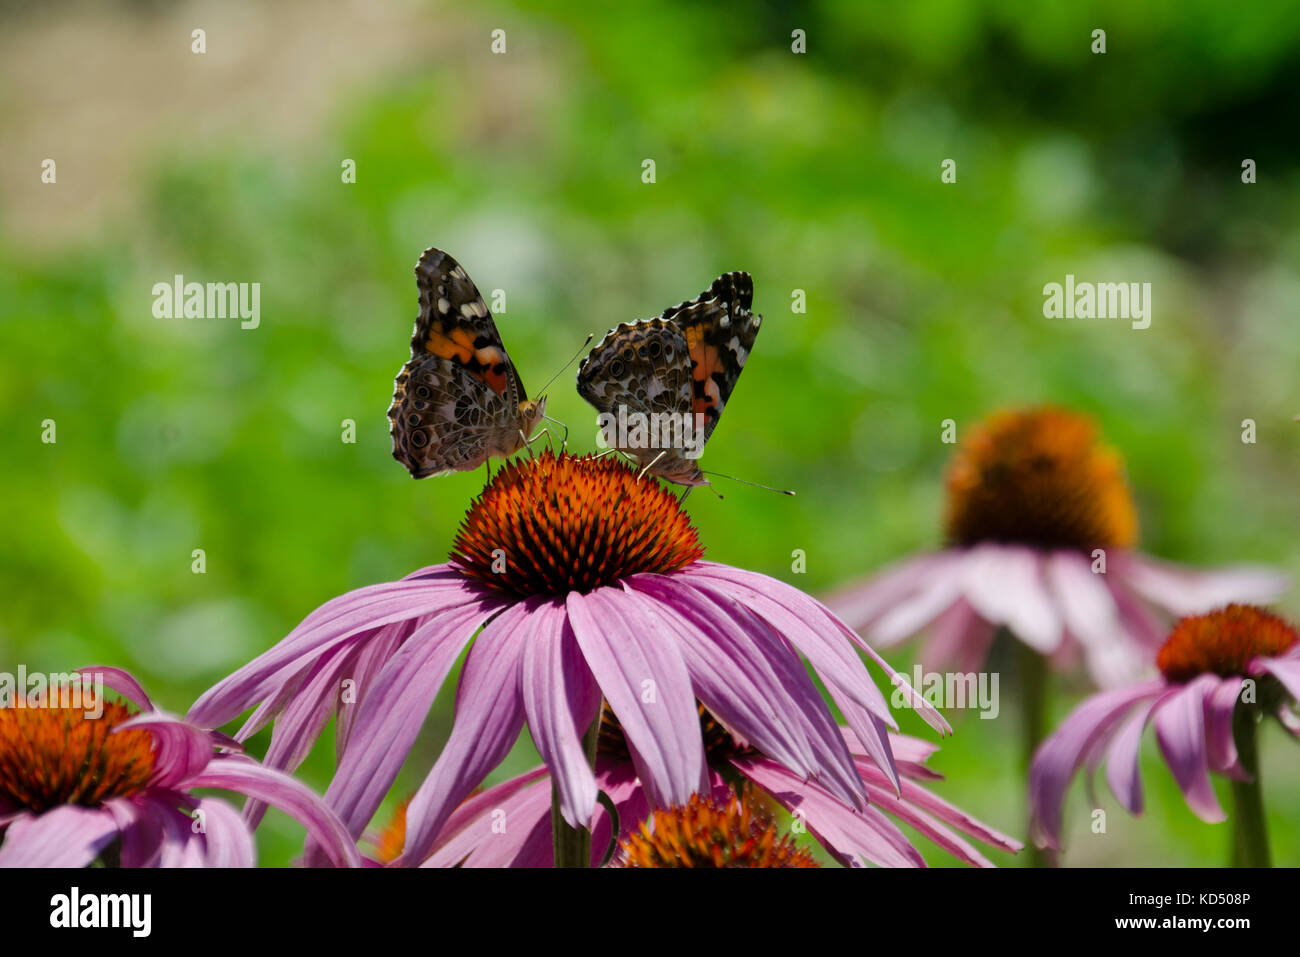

{"left": 388, "top": 248, "right": 546, "bottom": 477}
{"left": 576, "top": 271, "right": 761, "bottom": 486}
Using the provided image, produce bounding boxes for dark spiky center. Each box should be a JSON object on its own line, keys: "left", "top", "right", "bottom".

{"left": 450, "top": 451, "right": 704, "bottom": 597}
{"left": 0, "top": 701, "right": 156, "bottom": 812}
{"left": 1158, "top": 604, "right": 1298, "bottom": 683}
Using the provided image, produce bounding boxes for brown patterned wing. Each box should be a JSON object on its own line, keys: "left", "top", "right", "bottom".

{"left": 388, "top": 353, "right": 521, "bottom": 477}
{"left": 663, "top": 271, "right": 761, "bottom": 445}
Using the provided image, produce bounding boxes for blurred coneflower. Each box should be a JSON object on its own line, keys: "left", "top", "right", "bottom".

{"left": 1029, "top": 604, "right": 1300, "bottom": 866}
{"left": 825, "top": 407, "right": 1286, "bottom": 865}
{"left": 190, "top": 451, "right": 946, "bottom": 867}
{"left": 0, "top": 668, "right": 358, "bottom": 868}
{"left": 373, "top": 703, "right": 1020, "bottom": 868}
{"left": 828, "top": 407, "right": 1287, "bottom": 690}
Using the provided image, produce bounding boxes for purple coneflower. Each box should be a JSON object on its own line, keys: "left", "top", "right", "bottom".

{"left": 828, "top": 407, "right": 1287, "bottom": 690}
{"left": 189, "top": 450, "right": 947, "bottom": 867}
{"left": 370, "top": 703, "right": 1020, "bottom": 868}
{"left": 1030, "top": 604, "right": 1300, "bottom": 866}
{"left": 0, "top": 667, "right": 358, "bottom": 868}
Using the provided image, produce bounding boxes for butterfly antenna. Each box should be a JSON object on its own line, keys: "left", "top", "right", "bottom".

{"left": 536, "top": 332, "right": 595, "bottom": 397}
{"left": 700, "top": 470, "right": 796, "bottom": 496}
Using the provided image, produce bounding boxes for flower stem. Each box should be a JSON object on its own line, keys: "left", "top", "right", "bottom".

{"left": 1228, "top": 706, "right": 1271, "bottom": 868}
{"left": 1018, "top": 640, "right": 1054, "bottom": 868}
{"left": 552, "top": 718, "right": 600, "bottom": 868}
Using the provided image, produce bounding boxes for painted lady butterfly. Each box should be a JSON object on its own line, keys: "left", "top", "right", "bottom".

{"left": 388, "top": 248, "right": 545, "bottom": 477}
{"left": 577, "top": 271, "right": 761, "bottom": 486}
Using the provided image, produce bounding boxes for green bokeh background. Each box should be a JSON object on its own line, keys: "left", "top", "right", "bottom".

{"left": 2, "top": 0, "right": 1298, "bottom": 866}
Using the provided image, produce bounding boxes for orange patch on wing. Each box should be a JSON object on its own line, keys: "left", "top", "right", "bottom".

{"left": 423, "top": 326, "right": 475, "bottom": 364}
{"left": 685, "top": 324, "right": 721, "bottom": 418}
{"left": 424, "top": 328, "right": 511, "bottom": 396}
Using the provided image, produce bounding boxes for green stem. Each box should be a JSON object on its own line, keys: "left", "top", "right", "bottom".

{"left": 1018, "top": 641, "right": 1054, "bottom": 868}
{"left": 552, "top": 718, "right": 600, "bottom": 868}
{"left": 1228, "top": 706, "right": 1271, "bottom": 868}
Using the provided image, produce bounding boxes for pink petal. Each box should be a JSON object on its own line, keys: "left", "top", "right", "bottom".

{"left": 625, "top": 575, "right": 866, "bottom": 808}
{"left": 822, "top": 553, "right": 944, "bottom": 631}
{"left": 1204, "top": 677, "right": 1245, "bottom": 777}
{"left": 310, "top": 600, "right": 495, "bottom": 853}
{"left": 187, "top": 570, "right": 476, "bottom": 729}
{"left": 565, "top": 587, "right": 706, "bottom": 808}
{"left": 1153, "top": 675, "right": 1227, "bottom": 824}
{"left": 0, "top": 806, "right": 120, "bottom": 867}
{"left": 521, "top": 600, "right": 601, "bottom": 829}
{"left": 189, "top": 758, "right": 362, "bottom": 867}
{"left": 1028, "top": 679, "right": 1164, "bottom": 849}
{"left": 959, "top": 545, "right": 1062, "bottom": 653}
{"left": 1115, "top": 553, "right": 1289, "bottom": 616}
{"left": 397, "top": 601, "right": 532, "bottom": 865}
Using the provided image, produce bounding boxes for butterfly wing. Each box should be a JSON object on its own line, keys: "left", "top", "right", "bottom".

{"left": 576, "top": 316, "right": 694, "bottom": 422}
{"left": 662, "top": 271, "right": 761, "bottom": 445}
{"left": 389, "top": 354, "right": 521, "bottom": 477}
{"left": 409, "top": 247, "right": 527, "bottom": 405}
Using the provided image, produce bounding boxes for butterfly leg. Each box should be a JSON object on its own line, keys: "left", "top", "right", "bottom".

{"left": 542, "top": 415, "right": 569, "bottom": 451}
{"left": 637, "top": 450, "right": 667, "bottom": 482}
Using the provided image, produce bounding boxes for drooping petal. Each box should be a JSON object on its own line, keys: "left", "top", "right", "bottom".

{"left": 309, "top": 599, "right": 499, "bottom": 854}
{"left": 188, "top": 797, "right": 257, "bottom": 868}
{"left": 1152, "top": 674, "right": 1226, "bottom": 824}
{"left": 421, "top": 767, "right": 552, "bottom": 867}
{"left": 855, "top": 758, "right": 1023, "bottom": 860}
{"left": 0, "top": 806, "right": 120, "bottom": 868}
{"left": 1252, "top": 655, "right": 1300, "bottom": 705}
{"left": 335, "top": 620, "right": 408, "bottom": 759}
{"left": 1115, "top": 553, "right": 1289, "bottom": 616}
{"left": 565, "top": 587, "right": 706, "bottom": 809}
{"left": 78, "top": 665, "right": 154, "bottom": 711}
{"left": 1045, "top": 550, "right": 1145, "bottom": 688}
{"left": 680, "top": 564, "right": 898, "bottom": 729}
{"left": 397, "top": 600, "right": 533, "bottom": 866}
{"left": 736, "top": 756, "right": 925, "bottom": 867}
{"left": 1028, "top": 679, "right": 1164, "bottom": 849}
{"left": 1103, "top": 692, "right": 1173, "bottom": 814}
{"left": 1204, "top": 676, "right": 1245, "bottom": 777}
{"left": 959, "top": 545, "right": 1062, "bottom": 654}
{"left": 521, "top": 600, "right": 601, "bottom": 829}
{"left": 625, "top": 574, "right": 866, "bottom": 808}
{"left": 241, "top": 638, "right": 358, "bottom": 830}
{"left": 188, "top": 757, "right": 362, "bottom": 868}
{"left": 119, "top": 712, "right": 215, "bottom": 788}
{"left": 187, "top": 569, "right": 477, "bottom": 730}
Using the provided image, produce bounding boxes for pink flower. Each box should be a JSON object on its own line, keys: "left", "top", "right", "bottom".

{"left": 374, "top": 706, "right": 1020, "bottom": 868}
{"left": 0, "top": 667, "right": 359, "bottom": 868}
{"left": 189, "top": 452, "right": 947, "bottom": 866}
{"left": 827, "top": 407, "right": 1286, "bottom": 688}
{"left": 1029, "top": 605, "right": 1300, "bottom": 853}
